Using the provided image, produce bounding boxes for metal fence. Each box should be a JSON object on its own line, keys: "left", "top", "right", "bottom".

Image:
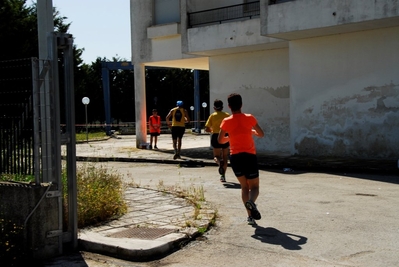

{"left": 0, "top": 58, "right": 34, "bottom": 175}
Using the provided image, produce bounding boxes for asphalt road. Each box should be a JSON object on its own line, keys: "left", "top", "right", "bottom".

{"left": 45, "top": 134, "right": 399, "bottom": 266}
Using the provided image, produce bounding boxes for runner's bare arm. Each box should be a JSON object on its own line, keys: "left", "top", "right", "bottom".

{"left": 218, "top": 129, "right": 229, "bottom": 144}
{"left": 252, "top": 123, "right": 264, "bottom": 137}
{"left": 166, "top": 110, "right": 173, "bottom": 126}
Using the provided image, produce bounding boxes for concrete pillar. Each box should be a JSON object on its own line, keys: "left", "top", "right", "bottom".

{"left": 130, "top": 0, "right": 153, "bottom": 147}
{"left": 134, "top": 64, "right": 147, "bottom": 147}
{"left": 37, "top": 0, "right": 53, "bottom": 60}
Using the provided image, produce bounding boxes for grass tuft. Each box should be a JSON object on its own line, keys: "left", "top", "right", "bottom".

{"left": 63, "top": 163, "right": 127, "bottom": 228}
{"left": 75, "top": 131, "right": 108, "bottom": 142}
{"left": 1, "top": 162, "right": 127, "bottom": 263}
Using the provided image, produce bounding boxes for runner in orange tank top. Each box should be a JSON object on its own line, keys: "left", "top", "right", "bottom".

{"left": 148, "top": 109, "right": 161, "bottom": 149}
{"left": 218, "top": 93, "right": 264, "bottom": 225}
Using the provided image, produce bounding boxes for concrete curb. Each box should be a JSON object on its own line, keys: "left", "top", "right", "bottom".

{"left": 74, "top": 179, "right": 217, "bottom": 262}
{"left": 79, "top": 232, "right": 189, "bottom": 261}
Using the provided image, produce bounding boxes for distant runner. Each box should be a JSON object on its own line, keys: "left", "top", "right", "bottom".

{"left": 166, "top": 100, "right": 190, "bottom": 159}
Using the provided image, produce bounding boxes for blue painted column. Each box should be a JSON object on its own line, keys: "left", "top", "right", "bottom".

{"left": 101, "top": 62, "right": 111, "bottom": 135}
{"left": 194, "top": 70, "right": 201, "bottom": 132}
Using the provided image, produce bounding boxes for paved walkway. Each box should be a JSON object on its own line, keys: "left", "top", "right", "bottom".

{"left": 78, "top": 187, "right": 215, "bottom": 262}
{"left": 57, "top": 134, "right": 219, "bottom": 263}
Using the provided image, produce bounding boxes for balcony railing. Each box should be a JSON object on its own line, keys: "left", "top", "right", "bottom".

{"left": 188, "top": 1, "right": 260, "bottom": 28}
{"left": 187, "top": 0, "right": 295, "bottom": 28}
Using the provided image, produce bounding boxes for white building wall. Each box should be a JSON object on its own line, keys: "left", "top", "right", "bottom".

{"left": 210, "top": 48, "right": 290, "bottom": 154}
{"left": 151, "top": 36, "right": 183, "bottom": 61}
{"left": 264, "top": 0, "right": 399, "bottom": 40}
{"left": 290, "top": 26, "right": 399, "bottom": 158}
{"left": 131, "top": 1, "right": 154, "bottom": 63}
{"left": 130, "top": 0, "right": 399, "bottom": 158}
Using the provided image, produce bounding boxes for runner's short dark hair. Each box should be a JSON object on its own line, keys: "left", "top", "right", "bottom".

{"left": 213, "top": 99, "right": 223, "bottom": 111}
{"left": 227, "top": 93, "right": 242, "bottom": 112}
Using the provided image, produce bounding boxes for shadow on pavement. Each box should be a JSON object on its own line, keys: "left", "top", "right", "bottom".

{"left": 170, "top": 145, "right": 399, "bottom": 184}
{"left": 222, "top": 182, "right": 241, "bottom": 189}
{"left": 251, "top": 226, "right": 308, "bottom": 251}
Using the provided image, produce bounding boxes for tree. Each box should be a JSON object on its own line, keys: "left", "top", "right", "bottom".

{"left": 0, "top": 0, "right": 77, "bottom": 60}
{"left": 0, "top": 0, "right": 210, "bottom": 127}
{"left": 74, "top": 58, "right": 106, "bottom": 125}
{"left": 0, "top": 0, "right": 37, "bottom": 60}
{"left": 145, "top": 68, "right": 209, "bottom": 120}
{"left": 0, "top": 0, "right": 87, "bottom": 108}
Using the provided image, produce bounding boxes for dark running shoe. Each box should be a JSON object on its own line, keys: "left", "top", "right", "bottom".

{"left": 218, "top": 160, "right": 224, "bottom": 175}
{"left": 245, "top": 200, "right": 261, "bottom": 220}
{"left": 173, "top": 149, "right": 180, "bottom": 160}
{"left": 220, "top": 175, "right": 226, "bottom": 182}
{"left": 247, "top": 216, "right": 256, "bottom": 225}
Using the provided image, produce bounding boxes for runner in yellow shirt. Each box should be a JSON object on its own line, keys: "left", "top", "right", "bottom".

{"left": 166, "top": 100, "right": 190, "bottom": 159}
{"left": 205, "top": 99, "right": 230, "bottom": 182}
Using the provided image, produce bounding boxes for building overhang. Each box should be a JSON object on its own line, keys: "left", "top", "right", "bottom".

{"left": 262, "top": 0, "right": 399, "bottom": 40}
{"left": 185, "top": 18, "right": 288, "bottom": 57}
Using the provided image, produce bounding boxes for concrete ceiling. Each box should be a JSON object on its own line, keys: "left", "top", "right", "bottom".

{"left": 144, "top": 57, "right": 209, "bottom": 71}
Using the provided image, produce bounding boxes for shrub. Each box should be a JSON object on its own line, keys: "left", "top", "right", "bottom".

{"left": 64, "top": 163, "right": 127, "bottom": 228}
{"left": 1, "top": 163, "right": 127, "bottom": 263}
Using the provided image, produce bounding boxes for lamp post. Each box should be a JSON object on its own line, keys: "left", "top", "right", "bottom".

{"left": 82, "top": 97, "right": 90, "bottom": 142}
{"left": 202, "top": 102, "right": 207, "bottom": 130}
{"left": 190, "top": 106, "right": 194, "bottom": 129}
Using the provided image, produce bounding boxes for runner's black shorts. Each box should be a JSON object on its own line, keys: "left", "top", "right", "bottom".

{"left": 150, "top": 132, "right": 160, "bottom": 137}
{"left": 210, "top": 133, "right": 229, "bottom": 149}
{"left": 230, "top": 152, "right": 259, "bottom": 179}
{"left": 171, "top": 126, "right": 185, "bottom": 139}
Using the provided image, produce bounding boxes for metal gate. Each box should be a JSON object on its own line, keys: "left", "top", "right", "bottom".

{"left": 0, "top": 32, "right": 78, "bottom": 253}
{"left": 0, "top": 58, "right": 35, "bottom": 175}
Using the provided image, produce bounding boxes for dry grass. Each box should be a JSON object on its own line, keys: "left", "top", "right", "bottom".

{"left": 63, "top": 163, "right": 127, "bottom": 228}
{"left": 75, "top": 131, "right": 108, "bottom": 142}
{"left": 1, "top": 163, "right": 127, "bottom": 264}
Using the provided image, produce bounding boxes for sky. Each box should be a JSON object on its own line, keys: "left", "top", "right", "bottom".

{"left": 31, "top": 0, "right": 132, "bottom": 64}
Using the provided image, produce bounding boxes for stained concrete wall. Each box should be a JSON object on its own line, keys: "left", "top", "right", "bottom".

{"left": 210, "top": 48, "right": 290, "bottom": 154}
{"left": 131, "top": 0, "right": 154, "bottom": 64}
{"left": 264, "top": 0, "right": 399, "bottom": 40}
{"left": 130, "top": 0, "right": 399, "bottom": 159}
{"left": 0, "top": 182, "right": 60, "bottom": 260}
{"left": 290, "top": 26, "right": 399, "bottom": 158}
